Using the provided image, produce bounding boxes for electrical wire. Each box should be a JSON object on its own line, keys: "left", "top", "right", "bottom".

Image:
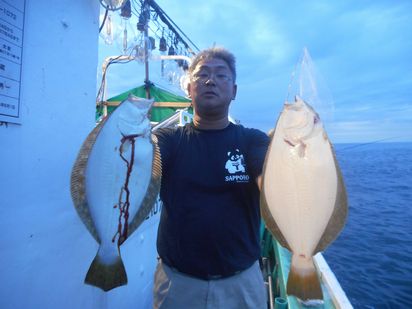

{"left": 99, "top": 0, "right": 132, "bottom": 34}
{"left": 126, "top": 0, "right": 198, "bottom": 55}
{"left": 96, "top": 54, "right": 136, "bottom": 105}
{"left": 96, "top": 0, "right": 199, "bottom": 115}
{"left": 99, "top": 0, "right": 127, "bottom": 11}
{"left": 99, "top": 8, "right": 109, "bottom": 33}
{"left": 149, "top": 0, "right": 200, "bottom": 52}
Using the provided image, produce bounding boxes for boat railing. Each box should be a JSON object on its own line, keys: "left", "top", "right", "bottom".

{"left": 151, "top": 108, "right": 193, "bottom": 131}
{"left": 260, "top": 224, "right": 353, "bottom": 309}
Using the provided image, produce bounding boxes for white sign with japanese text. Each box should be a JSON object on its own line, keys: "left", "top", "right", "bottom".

{"left": 0, "top": 0, "right": 25, "bottom": 124}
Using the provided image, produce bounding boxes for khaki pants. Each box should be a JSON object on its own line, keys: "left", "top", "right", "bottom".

{"left": 153, "top": 260, "right": 267, "bottom": 309}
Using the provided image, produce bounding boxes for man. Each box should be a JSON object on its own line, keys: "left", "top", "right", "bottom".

{"left": 153, "top": 47, "right": 269, "bottom": 308}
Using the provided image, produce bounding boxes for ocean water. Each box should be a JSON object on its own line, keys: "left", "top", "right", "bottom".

{"left": 323, "top": 142, "right": 412, "bottom": 308}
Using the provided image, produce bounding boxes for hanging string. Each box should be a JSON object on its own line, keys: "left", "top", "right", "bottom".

{"left": 286, "top": 49, "right": 305, "bottom": 103}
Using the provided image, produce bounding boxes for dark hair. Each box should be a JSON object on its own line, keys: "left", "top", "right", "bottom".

{"left": 189, "top": 47, "right": 236, "bottom": 82}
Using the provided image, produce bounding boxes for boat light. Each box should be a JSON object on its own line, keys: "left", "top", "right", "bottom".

{"left": 168, "top": 46, "right": 175, "bottom": 56}
{"left": 159, "top": 37, "right": 167, "bottom": 52}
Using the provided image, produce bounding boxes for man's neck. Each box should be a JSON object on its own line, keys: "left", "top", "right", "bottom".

{"left": 193, "top": 114, "right": 230, "bottom": 130}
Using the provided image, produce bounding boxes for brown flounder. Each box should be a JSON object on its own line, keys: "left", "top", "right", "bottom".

{"left": 70, "top": 95, "right": 161, "bottom": 291}
{"left": 261, "top": 96, "right": 348, "bottom": 302}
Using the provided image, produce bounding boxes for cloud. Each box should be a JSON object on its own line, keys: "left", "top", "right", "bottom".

{"left": 245, "top": 14, "right": 291, "bottom": 64}
{"left": 157, "top": 0, "right": 292, "bottom": 62}
{"left": 98, "top": 0, "right": 412, "bottom": 143}
{"left": 328, "top": 115, "right": 412, "bottom": 143}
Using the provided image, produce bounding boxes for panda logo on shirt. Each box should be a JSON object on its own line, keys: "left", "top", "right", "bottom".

{"left": 225, "top": 149, "right": 246, "bottom": 174}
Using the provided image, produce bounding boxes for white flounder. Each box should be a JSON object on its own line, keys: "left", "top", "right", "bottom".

{"left": 261, "top": 96, "right": 347, "bottom": 301}
{"left": 70, "top": 95, "right": 161, "bottom": 291}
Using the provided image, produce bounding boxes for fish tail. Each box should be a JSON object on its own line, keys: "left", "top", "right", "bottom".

{"left": 84, "top": 251, "right": 128, "bottom": 291}
{"left": 287, "top": 254, "right": 322, "bottom": 301}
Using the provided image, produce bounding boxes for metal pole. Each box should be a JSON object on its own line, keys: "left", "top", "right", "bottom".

{"left": 266, "top": 257, "right": 274, "bottom": 309}
{"left": 143, "top": 1, "right": 150, "bottom": 99}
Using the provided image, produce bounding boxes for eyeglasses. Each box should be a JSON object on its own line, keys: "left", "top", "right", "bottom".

{"left": 192, "top": 71, "right": 233, "bottom": 83}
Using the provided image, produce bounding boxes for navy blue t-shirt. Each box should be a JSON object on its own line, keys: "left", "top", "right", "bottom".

{"left": 154, "top": 123, "right": 269, "bottom": 279}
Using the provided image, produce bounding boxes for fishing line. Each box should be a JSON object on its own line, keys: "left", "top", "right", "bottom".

{"left": 286, "top": 50, "right": 304, "bottom": 103}
{"left": 287, "top": 48, "right": 336, "bottom": 129}
{"left": 339, "top": 136, "right": 409, "bottom": 151}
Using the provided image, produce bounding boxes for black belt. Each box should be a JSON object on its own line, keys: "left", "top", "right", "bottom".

{"left": 162, "top": 260, "right": 243, "bottom": 281}
{"left": 203, "top": 271, "right": 242, "bottom": 280}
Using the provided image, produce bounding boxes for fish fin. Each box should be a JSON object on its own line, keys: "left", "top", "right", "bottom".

{"left": 287, "top": 255, "right": 323, "bottom": 301}
{"left": 260, "top": 157, "right": 291, "bottom": 250}
{"left": 296, "top": 142, "right": 306, "bottom": 157}
{"left": 128, "top": 134, "right": 162, "bottom": 235}
{"left": 260, "top": 194, "right": 290, "bottom": 250}
{"left": 314, "top": 142, "right": 348, "bottom": 253}
{"left": 84, "top": 252, "right": 127, "bottom": 292}
{"left": 70, "top": 120, "right": 107, "bottom": 243}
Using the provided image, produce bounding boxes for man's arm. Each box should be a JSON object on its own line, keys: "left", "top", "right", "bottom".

{"left": 256, "top": 175, "right": 262, "bottom": 191}
{"left": 247, "top": 127, "right": 270, "bottom": 192}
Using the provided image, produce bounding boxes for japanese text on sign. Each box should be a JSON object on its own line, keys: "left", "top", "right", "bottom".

{"left": 0, "top": 0, "right": 25, "bottom": 124}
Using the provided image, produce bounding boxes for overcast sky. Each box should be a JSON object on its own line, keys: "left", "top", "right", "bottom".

{"left": 98, "top": 0, "right": 412, "bottom": 143}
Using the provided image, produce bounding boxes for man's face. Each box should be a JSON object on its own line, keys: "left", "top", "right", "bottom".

{"left": 188, "top": 58, "right": 237, "bottom": 118}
